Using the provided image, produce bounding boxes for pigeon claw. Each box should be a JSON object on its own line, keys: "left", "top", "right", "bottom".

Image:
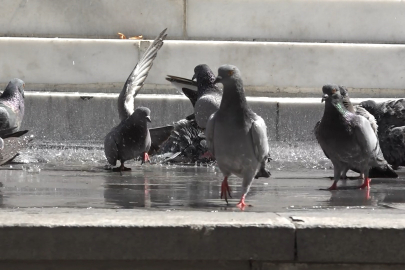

{"left": 201, "top": 151, "right": 214, "bottom": 159}
{"left": 327, "top": 181, "right": 338, "bottom": 190}
{"left": 220, "top": 176, "right": 232, "bottom": 204}
{"left": 142, "top": 152, "right": 151, "bottom": 164}
{"left": 359, "top": 178, "right": 371, "bottom": 190}
{"left": 236, "top": 195, "right": 246, "bottom": 210}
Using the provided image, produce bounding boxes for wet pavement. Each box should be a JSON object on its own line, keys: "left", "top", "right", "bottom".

{"left": 0, "top": 141, "right": 404, "bottom": 212}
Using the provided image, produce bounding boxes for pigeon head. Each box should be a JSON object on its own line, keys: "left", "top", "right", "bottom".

{"left": 192, "top": 64, "right": 216, "bottom": 88}
{"left": 321, "top": 84, "right": 342, "bottom": 103}
{"left": 1, "top": 78, "right": 25, "bottom": 99}
{"left": 131, "top": 107, "right": 151, "bottom": 123}
{"left": 214, "top": 65, "right": 242, "bottom": 87}
{"left": 360, "top": 100, "right": 378, "bottom": 115}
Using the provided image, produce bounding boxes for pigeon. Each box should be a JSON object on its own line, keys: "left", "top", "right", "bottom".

{"left": 104, "top": 107, "right": 152, "bottom": 171}
{"left": 206, "top": 65, "right": 270, "bottom": 209}
{"left": 104, "top": 29, "right": 167, "bottom": 171}
{"left": 158, "top": 118, "right": 209, "bottom": 163}
{"left": 0, "top": 130, "right": 31, "bottom": 166}
{"left": 167, "top": 64, "right": 221, "bottom": 129}
{"left": 360, "top": 99, "right": 405, "bottom": 169}
{"left": 315, "top": 86, "right": 397, "bottom": 178}
{"left": 167, "top": 65, "right": 271, "bottom": 176}
{"left": 0, "top": 78, "right": 25, "bottom": 137}
{"left": 315, "top": 84, "right": 394, "bottom": 190}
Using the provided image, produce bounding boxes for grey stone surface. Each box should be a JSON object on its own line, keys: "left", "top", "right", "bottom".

{"left": 0, "top": 209, "right": 295, "bottom": 261}
{"left": 256, "top": 263, "right": 405, "bottom": 270}
{"left": 289, "top": 212, "right": 405, "bottom": 264}
{"left": 187, "top": 0, "right": 405, "bottom": 43}
{"left": 0, "top": 0, "right": 184, "bottom": 39}
{"left": 21, "top": 93, "right": 194, "bottom": 141}
{"left": 1, "top": 38, "right": 405, "bottom": 97}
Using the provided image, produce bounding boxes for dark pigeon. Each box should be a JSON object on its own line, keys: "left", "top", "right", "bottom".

{"left": 206, "top": 65, "right": 270, "bottom": 209}
{"left": 0, "top": 78, "right": 25, "bottom": 137}
{"left": 360, "top": 99, "right": 405, "bottom": 169}
{"left": 105, "top": 29, "right": 167, "bottom": 171}
{"left": 315, "top": 85, "right": 396, "bottom": 178}
{"left": 104, "top": 107, "right": 152, "bottom": 171}
{"left": 315, "top": 84, "right": 394, "bottom": 190}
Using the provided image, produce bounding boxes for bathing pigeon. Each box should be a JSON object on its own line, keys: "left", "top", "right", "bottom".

{"left": 0, "top": 78, "right": 25, "bottom": 137}
{"left": 167, "top": 65, "right": 271, "bottom": 176}
{"left": 0, "top": 130, "right": 31, "bottom": 166}
{"left": 105, "top": 29, "right": 166, "bottom": 171}
{"left": 104, "top": 107, "right": 152, "bottom": 171}
{"left": 167, "top": 64, "right": 221, "bottom": 129}
{"left": 315, "top": 84, "right": 393, "bottom": 190}
{"left": 360, "top": 99, "right": 405, "bottom": 169}
{"left": 315, "top": 86, "right": 396, "bottom": 178}
{"left": 206, "top": 65, "right": 270, "bottom": 209}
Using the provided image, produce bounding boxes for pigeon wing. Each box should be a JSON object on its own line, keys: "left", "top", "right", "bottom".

{"left": 205, "top": 112, "right": 216, "bottom": 157}
{"left": 250, "top": 116, "right": 269, "bottom": 163}
{"left": 118, "top": 29, "right": 167, "bottom": 121}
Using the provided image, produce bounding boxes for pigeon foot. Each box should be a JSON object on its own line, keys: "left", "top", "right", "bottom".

{"left": 327, "top": 181, "right": 338, "bottom": 190}
{"left": 112, "top": 165, "right": 131, "bottom": 172}
{"left": 141, "top": 152, "right": 151, "bottom": 164}
{"left": 201, "top": 151, "right": 214, "bottom": 159}
{"left": 236, "top": 195, "right": 246, "bottom": 210}
{"left": 220, "top": 176, "right": 232, "bottom": 204}
{"left": 358, "top": 178, "right": 371, "bottom": 189}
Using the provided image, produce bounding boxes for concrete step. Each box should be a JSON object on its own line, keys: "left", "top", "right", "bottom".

{"left": 1, "top": 38, "right": 405, "bottom": 97}
{"left": 20, "top": 92, "right": 391, "bottom": 142}
{"left": 1, "top": 0, "right": 405, "bottom": 44}
{"left": 0, "top": 208, "right": 405, "bottom": 269}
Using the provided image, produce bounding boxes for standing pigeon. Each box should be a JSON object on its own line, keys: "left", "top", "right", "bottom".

{"left": 315, "top": 84, "right": 393, "bottom": 190}
{"left": 104, "top": 29, "right": 167, "bottom": 171}
{"left": 315, "top": 85, "right": 397, "bottom": 178}
{"left": 0, "top": 78, "right": 25, "bottom": 137}
{"left": 206, "top": 65, "right": 270, "bottom": 209}
{"left": 167, "top": 65, "right": 271, "bottom": 177}
{"left": 104, "top": 107, "right": 152, "bottom": 171}
{"left": 360, "top": 99, "right": 405, "bottom": 169}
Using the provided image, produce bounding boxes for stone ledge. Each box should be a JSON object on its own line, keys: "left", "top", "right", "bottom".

{"left": 0, "top": 209, "right": 294, "bottom": 261}
{"left": 1, "top": 38, "right": 405, "bottom": 93}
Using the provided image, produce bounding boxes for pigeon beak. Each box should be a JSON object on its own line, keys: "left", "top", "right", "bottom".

{"left": 214, "top": 76, "right": 222, "bottom": 84}
{"left": 192, "top": 74, "right": 196, "bottom": 81}
{"left": 321, "top": 94, "right": 329, "bottom": 103}
{"left": 146, "top": 116, "right": 151, "bottom": 123}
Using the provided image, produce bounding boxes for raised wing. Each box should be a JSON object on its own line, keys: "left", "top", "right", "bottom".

{"left": 118, "top": 28, "right": 167, "bottom": 121}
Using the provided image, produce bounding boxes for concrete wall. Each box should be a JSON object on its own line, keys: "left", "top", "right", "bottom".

{"left": 1, "top": 38, "right": 405, "bottom": 97}
{"left": 20, "top": 93, "right": 391, "bottom": 142}
{"left": 1, "top": 0, "right": 405, "bottom": 44}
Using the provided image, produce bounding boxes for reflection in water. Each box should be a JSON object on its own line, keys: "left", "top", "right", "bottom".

{"left": 0, "top": 141, "right": 405, "bottom": 212}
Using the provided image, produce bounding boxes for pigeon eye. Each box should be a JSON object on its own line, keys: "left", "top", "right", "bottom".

{"left": 228, "top": 70, "right": 234, "bottom": 76}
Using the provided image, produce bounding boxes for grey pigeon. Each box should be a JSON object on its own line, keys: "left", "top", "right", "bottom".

{"left": 315, "top": 86, "right": 397, "bottom": 178}
{"left": 0, "top": 130, "right": 31, "bottom": 166}
{"left": 167, "top": 64, "right": 221, "bottom": 129}
{"left": 360, "top": 99, "right": 405, "bottom": 169}
{"left": 104, "top": 107, "right": 151, "bottom": 171}
{"left": 315, "top": 84, "right": 394, "bottom": 190}
{"left": 167, "top": 65, "right": 271, "bottom": 177}
{"left": 0, "top": 78, "right": 25, "bottom": 137}
{"left": 104, "top": 29, "right": 167, "bottom": 171}
{"left": 206, "top": 65, "right": 270, "bottom": 209}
